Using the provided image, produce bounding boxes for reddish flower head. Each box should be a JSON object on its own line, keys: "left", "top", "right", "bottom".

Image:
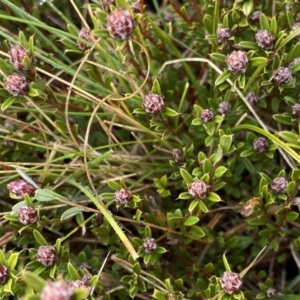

{"left": 217, "top": 27, "right": 230, "bottom": 43}
{"left": 9, "top": 45, "right": 32, "bottom": 70}
{"left": 188, "top": 180, "right": 210, "bottom": 199}
{"left": 7, "top": 179, "right": 36, "bottom": 198}
{"left": 40, "top": 281, "right": 73, "bottom": 300}
{"left": 255, "top": 30, "right": 275, "bottom": 50}
{"left": 220, "top": 271, "right": 242, "bottom": 294}
{"left": 200, "top": 109, "right": 214, "bottom": 122}
{"left": 253, "top": 137, "right": 269, "bottom": 153}
{"left": 142, "top": 93, "right": 164, "bottom": 114}
{"left": 107, "top": 8, "right": 135, "bottom": 40}
{"left": 18, "top": 206, "right": 37, "bottom": 225}
{"left": 4, "top": 73, "right": 28, "bottom": 96}
{"left": 143, "top": 237, "right": 157, "bottom": 253}
{"left": 36, "top": 246, "right": 57, "bottom": 267}
{"left": 273, "top": 67, "right": 292, "bottom": 85}
{"left": 270, "top": 177, "right": 288, "bottom": 194}
{"left": 114, "top": 188, "right": 132, "bottom": 205}
{"left": 226, "top": 51, "right": 248, "bottom": 75}
{"left": 0, "top": 265, "right": 9, "bottom": 285}
{"left": 78, "top": 27, "right": 92, "bottom": 51}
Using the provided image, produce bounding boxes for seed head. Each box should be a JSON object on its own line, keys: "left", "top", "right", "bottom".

{"left": 250, "top": 10, "right": 261, "bottom": 23}
{"left": 0, "top": 265, "right": 9, "bottom": 285}
{"left": 220, "top": 271, "right": 242, "bottom": 294}
{"left": 266, "top": 287, "right": 276, "bottom": 298}
{"left": 107, "top": 8, "right": 135, "bottom": 40}
{"left": 270, "top": 177, "right": 288, "bottom": 194}
{"left": 273, "top": 67, "right": 292, "bottom": 85}
{"left": 78, "top": 27, "right": 92, "bottom": 51}
{"left": 7, "top": 179, "right": 36, "bottom": 198}
{"left": 18, "top": 206, "right": 37, "bottom": 225}
{"left": 226, "top": 50, "right": 248, "bottom": 75}
{"left": 216, "top": 27, "right": 230, "bottom": 43}
{"left": 200, "top": 109, "right": 214, "bottom": 122}
{"left": 246, "top": 92, "right": 259, "bottom": 107}
{"left": 114, "top": 188, "right": 132, "bottom": 205}
{"left": 142, "top": 92, "right": 164, "bottom": 114}
{"left": 143, "top": 237, "right": 157, "bottom": 253}
{"left": 4, "top": 73, "right": 28, "bottom": 96}
{"left": 188, "top": 180, "right": 210, "bottom": 199}
{"left": 40, "top": 281, "right": 73, "bottom": 300}
{"left": 255, "top": 30, "right": 275, "bottom": 50}
{"left": 172, "top": 148, "right": 185, "bottom": 164}
{"left": 36, "top": 246, "right": 57, "bottom": 267}
{"left": 253, "top": 137, "right": 268, "bottom": 153}
{"left": 289, "top": 57, "right": 300, "bottom": 68}
{"left": 8, "top": 45, "right": 32, "bottom": 70}
{"left": 292, "top": 22, "right": 300, "bottom": 42}
{"left": 217, "top": 102, "right": 231, "bottom": 115}
{"left": 292, "top": 103, "right": 300, "bottom": 117}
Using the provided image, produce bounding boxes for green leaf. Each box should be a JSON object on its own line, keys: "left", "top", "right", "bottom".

{"left": 204, "top": 122, "right": 216, "bottom": 136}
{"left": 0, "top": 250, "right": 6, "bottom": 265}
{"left": 33, "top": 230, "right": 48, "bottom": 246}
{"left": 278, "top": 131, "right": 299, "bottom": 144}
{"left": 61, "top": 207, "right": 84, "bottom": 221}
{"left": 260, "top": 13, "right": 270, "bottom": 31}
{"left": 152, "top": 78, "right": 161, "bottom": 94}
{"left": 178, "top": 192, "right": 193, "bottom": 200}
{"left": 273, "top": 113, "right": 293, "bottom": 125}
{"left": 242, "top": 0, "right": 253, "bottom": 16}
{"left": 22, "top": 271, "right": 46, "bottom": 292}
{"left": 291, "top": 169, "right": 300, "bottom": 182}
{"left": 132, "top": 262, "right": 141, "bottom": 274}
{"left": 107, "top": 180, "right": 122, "bottom": 190}
{"left": 214, "top": 166, "right": 228, "bottom": 178}
{"left": 286, "top": 211, "right": 299, "bottom": 221}
{"left": 183, "top": 216, "right": 199, "bottom": 226}
{"left": 163, "top": 107, "right": 179, "bottom": 117}
{"left": 222, "top": 253, "right": 231, "bottom": 272}
{"left": 67, "top": 262, "right": 80, "bottom": 280}
{"left": 270, "top": 16, "right": 277, "bottom": 36}
{"left": 207, "top": 192, "right": 221, "bottom": 202}
{"left": 1, "top": 97, "right": 15, "bottom": 112}
{"left": 180, "top": 168, "right": 194, "bottom": 183}
{"left": 219, "top": 134, "right": 233, "bottom": 154}
{"left": 188, "top": 199, "right": 199, "bottom": 213}
{"left": 35, "top": 189, "right": 66, "bottom": 202}
{"left": 7, "top": 252, "right": 19, "bottom": 270}
{"left": 199, "top": 200, "right": 209, "bottom": 212}
{"left": 190, "top": 225, "right": 205, "bottom": 238}
{"left": 210, "top": 53, "right": 227, "bottom": 64}
{"left": 250, "top": 57, "right": 268, "bottom": 67}
{"left": 237, "top": 41, "right": 259, "bottom": 50}
{"left": 215, "top": 70, "right": 231, "bottom": 86}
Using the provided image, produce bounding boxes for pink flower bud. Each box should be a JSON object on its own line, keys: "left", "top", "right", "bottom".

{"left": 220, "top": 271, "right": 242, "bottom": 294}
{"left": 107, "top": 8, "right": 135, "bottom": 40}
{"left": 114, "top": 188, "right": 132, "bottom": 205}
{"left": 7, "top": 179, "right": 36, "bottom": 198}
{"left": 4, "top": 73, "right": 28, "bottom": 96}
{"left": 142, "top": 93, "right": 164, "bottom": 114}
{"left": 8, "top": 45, "right": 32, "bottom": 70}
{"left": 40, "top": 280, "right": 73, "bottom": 300}
{"left": 36, "top": 246, "right": 57, "bottom": 266}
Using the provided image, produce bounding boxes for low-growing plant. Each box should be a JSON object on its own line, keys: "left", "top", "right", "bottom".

{"left": 1, "top": 0, "right": 300, "bottom": 299}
